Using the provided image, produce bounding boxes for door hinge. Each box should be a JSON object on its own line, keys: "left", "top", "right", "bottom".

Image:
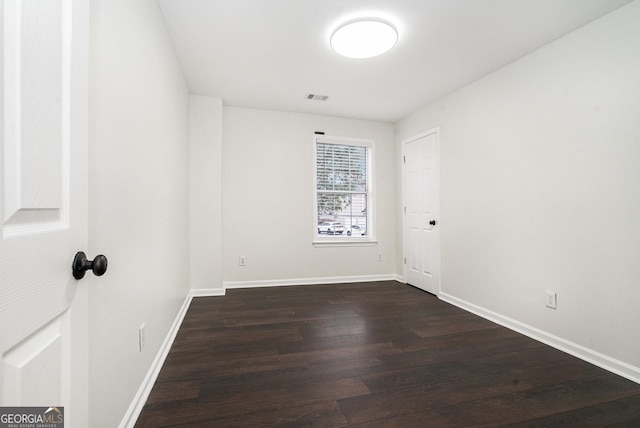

{"left": 404, "top": 206, "right": 406, "bottom": 214}
{"left": 404, "top": 257, "right": 407, "bottom": 264}
{"left": 403, "top": 156, "right": 406, "bottom": 163}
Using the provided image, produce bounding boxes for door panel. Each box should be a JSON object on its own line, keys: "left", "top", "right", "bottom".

{"left": 1, "top": 0, "right": 88, "bottom": 424}
{"left": 4, "top": 0, "right": 65, "bottom": 228}
{"left": 2, "top": 317, "right": 64, "bottom": 406}
{"left": 403, "top": 131, "right": 440, "bottom": 295}
{"left": 422, "top": 231, "right": 433, "bottom": 276}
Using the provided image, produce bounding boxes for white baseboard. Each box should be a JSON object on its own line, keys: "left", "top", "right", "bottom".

{"left": 224, "top": 274, "right": 400, "bottom": 289}
{"left": 440, "top": 292, "right": 640, "bottom": 385}
{"left": 190, "top": 287, "right": 226, "bottom": 297}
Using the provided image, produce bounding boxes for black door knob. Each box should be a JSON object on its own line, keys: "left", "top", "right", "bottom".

{"left": 429, "top": 220, "right": 437, "bottom": 226}
{"left": 72, "top": 251, "right": 108, "bottom": 280}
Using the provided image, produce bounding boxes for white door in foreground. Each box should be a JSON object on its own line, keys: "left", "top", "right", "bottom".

{"left": 1, "top": 0, "right": 90, "bottom": 426}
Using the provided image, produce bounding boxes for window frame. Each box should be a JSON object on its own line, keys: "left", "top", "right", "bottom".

{"left": 312, "top": 134, "right": 376, "bottom": 247}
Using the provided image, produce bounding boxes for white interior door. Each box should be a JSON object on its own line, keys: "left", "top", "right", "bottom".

{"left": 0, "top": 0, "right": 89, "bottom": 426}
{"left": 403, "top": 130, "right": 440, "bottom": 295}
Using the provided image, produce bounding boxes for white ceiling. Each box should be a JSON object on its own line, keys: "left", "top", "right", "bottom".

{"left": 158, "top": 0, "right": 632, "bottom": 123}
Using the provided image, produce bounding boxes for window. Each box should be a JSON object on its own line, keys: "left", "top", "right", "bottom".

{"left": 313, "top": 135, "right": 374, "bottom": 244}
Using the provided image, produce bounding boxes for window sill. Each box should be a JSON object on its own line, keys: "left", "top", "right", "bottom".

{"left": 313, "top": 239, "right": 378, "bottom": 248}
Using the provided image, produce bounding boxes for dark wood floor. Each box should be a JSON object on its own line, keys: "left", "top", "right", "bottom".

{"left": 135, "top": 281, "right": 640, "bottom": 427}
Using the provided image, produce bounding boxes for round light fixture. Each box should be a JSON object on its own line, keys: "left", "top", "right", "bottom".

{"left": 330, "top": 18, "right": 398, "bottom": 59}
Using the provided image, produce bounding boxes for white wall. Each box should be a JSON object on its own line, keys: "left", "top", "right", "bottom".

{"left": 190, "top": 95, "right": 224, "bottom": 292}
{"left": 222, "top": 107, "right": 397, "bottom": 286}
{"left": 88, "top": 0, "right": 191, "bottom": 426}
{"left": 396, "top": 1, "right": 640, "bottom": 378}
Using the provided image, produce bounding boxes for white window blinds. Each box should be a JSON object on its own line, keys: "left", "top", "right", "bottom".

{"left": 315, "top": 140, "right": 370, "bottom": 237}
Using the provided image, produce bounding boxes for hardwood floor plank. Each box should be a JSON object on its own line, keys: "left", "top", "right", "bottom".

{"left": 422, "top": 393, "right": 538, "bottom": 427}
{"left": 167, "top": 400, "right": 350, "bottom": 428}
{"left": 376, "top": 334, "right": 552, "bottom": 372}
{"left": 186, "top": 355, "right": 383, "bottom": 399}
{"left": 338, "top": 367, "right": 542, "bottom": 424}
{"left": 504, "top": 394, "right": 640, "bottom": 427}
{"left": 510, "top": 375, "right": 640, "bottom": 418}
{"left": 138, "top": 377, "right": 365, "bottom": 426}
{"left": 156, "top": 341, "right": 399, "bottom": 384}
{"left": 348, "top": 409, "right": 468, "bottom": 428}
{"left": 144, "top": 380, "right": 200, "bottom": 405}
{"left": 391, "top": 324, "right": 521, "bottom": 353}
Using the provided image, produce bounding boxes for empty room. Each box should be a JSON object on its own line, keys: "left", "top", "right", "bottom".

{"left": 1, "top": 0, "right": 639, "bottom": 427}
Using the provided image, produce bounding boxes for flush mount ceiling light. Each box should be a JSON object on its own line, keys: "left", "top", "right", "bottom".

{"left": 330, "top": 18, "right": 398, "bottom": 59}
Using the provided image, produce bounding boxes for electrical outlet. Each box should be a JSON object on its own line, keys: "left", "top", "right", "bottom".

{"left": 239, "top": 256, "right": 246, "bottom": 266}
{"left": 139, "top": 323, "right": 146, "bottom": 351}
{"left": 545, "top": 291, "right": 557, "bottom": 309}
{"left": 377, "top": 252, "right": 383, "bottom": 262}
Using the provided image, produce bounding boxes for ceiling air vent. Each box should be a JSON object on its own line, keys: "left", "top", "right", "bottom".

{"left": 305, "top": 93, "right": 329, "bottom": 101}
